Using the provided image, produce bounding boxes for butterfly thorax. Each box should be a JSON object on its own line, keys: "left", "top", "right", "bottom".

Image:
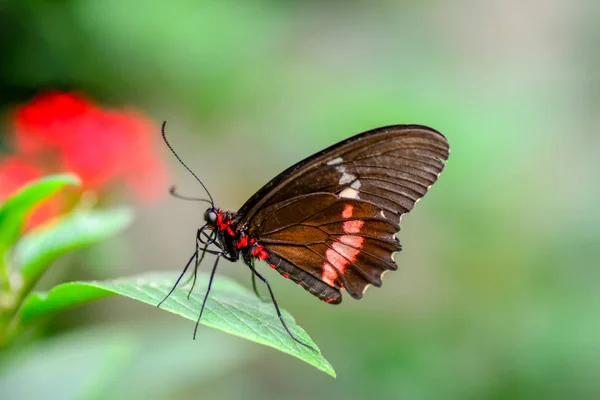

{"left": 207, "top": 208, "right": 267, "bottom": 263}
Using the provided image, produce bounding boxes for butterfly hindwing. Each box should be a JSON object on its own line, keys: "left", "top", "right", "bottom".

{"left": 253, "top": 193, "right": 401, "bottom": 301}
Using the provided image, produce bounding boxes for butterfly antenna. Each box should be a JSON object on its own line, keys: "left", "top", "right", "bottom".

{"left": 169, "top": 186, "right": 212, "bottom": 204}
{"left": 161, "top": 121, "right": 214, "bottom": 207}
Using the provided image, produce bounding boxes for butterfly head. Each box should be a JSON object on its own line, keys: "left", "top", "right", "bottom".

{"left": 204, "top": 207, "right": 219, "bottom": 229}
{"left": 204, "top": 208, "right": 236, "bottom": 234}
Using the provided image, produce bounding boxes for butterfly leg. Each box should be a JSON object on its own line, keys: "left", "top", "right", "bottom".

{"left": 193, "top": 253, "right": 222, "bottom": 339}
{"left": 185, "top": 241, "right": 209, "bottom": 299}
{"left": 157, "top": 249, "right": 198, "bottom": 308}
{"left": 160, "top": 228, "right": 223, "bottom": 307}
{"left": 250, "top": 259, "right": 269, "bottom": 303}
{"left": 183, "top": 228, "right": 218, "bottom": 298}
{"left": 245, "top": 261, "right": 318, "bottom": 353}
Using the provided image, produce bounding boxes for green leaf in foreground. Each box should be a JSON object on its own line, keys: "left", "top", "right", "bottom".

{"left": 21, "top": 272, "right": 336, "bottom": 377}
{"left": 0, "top": 174, "right": 80, "bottom": 290}
{"left": 0, "top": 174, "right": 80, "bottom": 252}
{"left": 12, "top": 208, "right": 134, "bottom": 299}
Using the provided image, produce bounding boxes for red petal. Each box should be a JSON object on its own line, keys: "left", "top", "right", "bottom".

{"left": 0, "top": 157, "right": 42, "bottom": 198}
{"left": 13, "top": 92, "right": 94, "bottom": 155}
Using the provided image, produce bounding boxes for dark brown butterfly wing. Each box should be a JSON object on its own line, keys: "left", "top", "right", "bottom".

{"left": 236, "top": 125, "right": 449, "bottom": 226}
{"left": 236, "top": 125, "right": 449, "bottom": 303}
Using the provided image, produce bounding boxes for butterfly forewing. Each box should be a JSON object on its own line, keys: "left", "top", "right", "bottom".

{"left": 236, "top": 125, "right": 449, "bottom": 226}
{"left": 235, "top": 125, "right": 449, "bottom": 303}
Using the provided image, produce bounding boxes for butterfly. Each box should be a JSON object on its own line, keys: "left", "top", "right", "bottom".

{"left": 159, "top": 122, "right": 450, "bottom": 351}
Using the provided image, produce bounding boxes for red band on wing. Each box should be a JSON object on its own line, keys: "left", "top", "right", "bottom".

{"left": 325, "top": 248, "right": 349, "bottom": 274}
{"left": 320, "top": 203, "right": 366, "bottom": 287}
{"left": 343, "top": 220, "right": 364, "bottom": 234}
{"left": 339, "top": 235, "right": 364, "bottom": 248}
{"left": 321, "top": 263, "right": 339, "bottom": 286}
{"left": 342, "top": 204, "right": 354, "bottom": 219}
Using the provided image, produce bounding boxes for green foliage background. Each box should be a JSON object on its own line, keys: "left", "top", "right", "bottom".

{"left": 1, "top": 0, "right": 599, "bottom": 399}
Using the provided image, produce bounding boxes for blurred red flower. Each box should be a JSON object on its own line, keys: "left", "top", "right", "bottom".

{"left": 1, "top": 91, "right": 168, "bottom": 227}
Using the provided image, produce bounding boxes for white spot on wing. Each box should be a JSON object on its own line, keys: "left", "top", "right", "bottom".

{"left": 350, "top": 180, "right": 361, "bottom": 190}
{"left": 333, "top": 163, "right": 356, "bottom": 186}
{"left": 340, "top": 187, "right": 360, "bottom": 199}
{"left": 327, "top": 157, "right": 344, "bottom": 166}
{"left": 339, "top": 170, "right": 356, "bottom": 185}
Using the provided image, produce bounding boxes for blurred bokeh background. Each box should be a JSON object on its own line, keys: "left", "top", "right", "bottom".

{"left": 1, "top": 0, "right": 599, "bottom": 398}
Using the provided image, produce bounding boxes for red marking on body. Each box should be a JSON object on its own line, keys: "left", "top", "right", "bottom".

{"left": 236, "top": 235, "right": 249, "bottom": 249}
{"left": 249, "top": 238, "right": 256, "bottom": 245}
{"left": 343, "top": 220, "right": 364, "bottom": 234}
{"left": 216, "top": 213, "right": 224, "bottom": 230}
{"left": 325, "top": 297, "right": 336, "bottom": 303}
{"left": 216, "top": 212, "right": 232, "bottom": 232}
{"left": 282, "top": 273, "right": 290, "bottom": 279}
{"left": 342, "top": 204, "right": 354, "bottom": 219}
{"left": 250, "top": 244, "right": 268, "bottom": 260}
{"left": 321, "top": 262, "right": 339, "bottom": 286}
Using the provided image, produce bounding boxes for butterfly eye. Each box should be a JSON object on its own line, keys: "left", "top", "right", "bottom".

{"left": 205, "top": 209, "right": 218, "bottom": 226}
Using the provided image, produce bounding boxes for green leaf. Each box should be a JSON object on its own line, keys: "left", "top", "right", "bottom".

{"left": 21, "top": 272, "right": 336, "bottom": 377}
{"left": 0, "top": 174, "right": 80, "bottom": 252}
{"left": 0, "top": 174, "right": 79, "bottom": 290}
{"left": 20, "top": 282, "right": 112, "bottom": 323}
{"left": 13, "top": 207, "right": 134, "bottom": 299}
